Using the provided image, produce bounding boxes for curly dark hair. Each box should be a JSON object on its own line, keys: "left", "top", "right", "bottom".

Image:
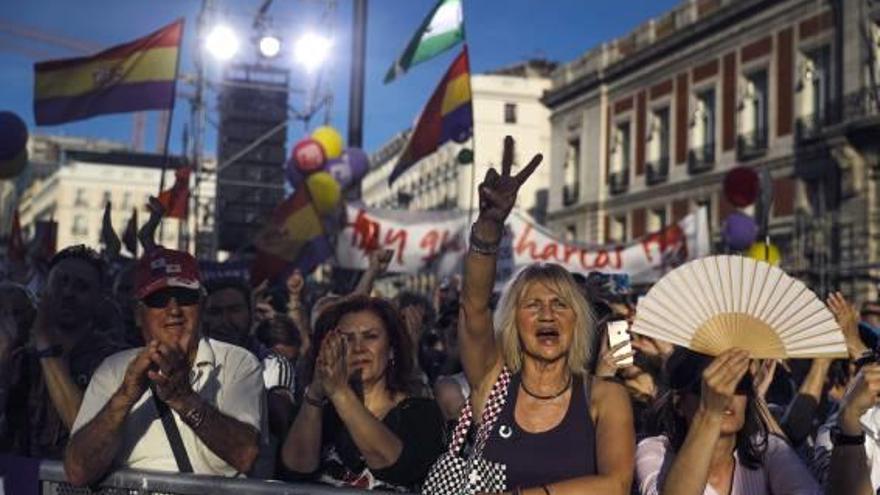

{"left": 309, "top": 294, "right": 420, "bottom": 397}
{"left": 49, "top": 244, "right": 105, "bottom": 283}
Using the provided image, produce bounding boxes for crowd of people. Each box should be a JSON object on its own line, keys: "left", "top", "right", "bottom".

{"left": 3, "top": 137, "right": 880, "bottom": 494}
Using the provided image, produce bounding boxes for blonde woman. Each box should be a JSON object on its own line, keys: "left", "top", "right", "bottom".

{"left": 425, "top": 137, "right": 634, "bottom": 495}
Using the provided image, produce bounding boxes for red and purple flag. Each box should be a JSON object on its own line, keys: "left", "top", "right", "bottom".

{"left": 389, "top": 46, "right": 473, "bottom": 185}
{"left": 157, "top": 166, "right": 191, "bottom": 219}
{"left": 33, "top": 19, "right": 183, "bottom": 126}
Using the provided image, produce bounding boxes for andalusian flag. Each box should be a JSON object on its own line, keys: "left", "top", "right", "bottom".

{"left": 389, "top": 47, "right": 472, "bottom": 185}
{"left": 33, "top": 20, "right": 182, "bottom": 125}
{"left": 384, "top": 0, "right": 464, "bottom": 83}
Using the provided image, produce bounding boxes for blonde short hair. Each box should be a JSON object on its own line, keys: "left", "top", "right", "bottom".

{"left": 494, "top": 263, "right": 595, "bottom": 376}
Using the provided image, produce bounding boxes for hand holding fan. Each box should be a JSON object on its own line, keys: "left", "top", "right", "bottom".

{"left": 630, "top": 255, "right": 847, "bottom": 358}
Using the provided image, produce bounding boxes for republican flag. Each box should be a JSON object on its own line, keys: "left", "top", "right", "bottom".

{"left": 157, "top": 166, "right": 191, "bottom": 219}
{"left": 251, "top": 187, "right": 332, "bottom": 284}
{"left": 384, "top": 0, "right": 464, "bottom": 83}
{"left": 389, "top": 47, "right": 472, "bottom": 185}
{"left": 33, "top": 19, "right": 183, "bottom": 126}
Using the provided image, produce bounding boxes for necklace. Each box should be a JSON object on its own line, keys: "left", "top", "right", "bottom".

{"left": 520, "top": 374, "right": 572, "bottom": 400}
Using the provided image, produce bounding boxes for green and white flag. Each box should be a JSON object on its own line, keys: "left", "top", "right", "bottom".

{"left": 384, "top": 0, "right": 464, "bottom": 83}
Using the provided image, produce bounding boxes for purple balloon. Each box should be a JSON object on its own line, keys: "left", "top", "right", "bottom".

{"left": 323, "top": 148, "right": 370, "bottom": 190}
{"left": 0, "top": 112, "right": 28, "bottom": 161}
{"left": 722, "top": 212, "right": 758, "bottom": 251}
{"left": 344, "top": 147, "right": 369, "bottom": 182}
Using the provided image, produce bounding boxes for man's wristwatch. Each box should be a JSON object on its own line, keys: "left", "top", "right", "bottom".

{"left": 181, "top": 402, "right": 207, "bottom": 430}
{"left": 831, "top": 426, "right": 866, "bottom": 446}
{"left": 35, "top": 344, "right": 63, "bottom": 359}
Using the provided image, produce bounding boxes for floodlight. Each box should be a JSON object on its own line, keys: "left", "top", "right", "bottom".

{"left": 294, "top": 33, "right": 332, "bottom": 72}
{"left": 206, "top": 25, "right": 240, "bottom": 61}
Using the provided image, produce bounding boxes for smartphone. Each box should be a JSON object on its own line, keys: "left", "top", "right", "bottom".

{"left": 607, "top": 320, "right": 634, "bottom": 366}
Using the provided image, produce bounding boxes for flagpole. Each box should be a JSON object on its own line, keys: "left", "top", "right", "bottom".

{"left": 463, "top": 43, "right": 478, "bottom": 231}
{"left": 157, "top": 19, "right": 185, "bottom": 246}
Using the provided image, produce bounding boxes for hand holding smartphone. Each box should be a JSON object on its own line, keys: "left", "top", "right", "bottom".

{"left": 607, "top": 320, "right": 634, "bottom": 367}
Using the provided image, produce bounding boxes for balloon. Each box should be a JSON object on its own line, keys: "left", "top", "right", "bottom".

{"left": 0, "top": 112, "right": 28, "bottom": 161}
{"left": 305, "top": 171, "right": 341, "bottom": 215}
{"left": 723, "top": 166, "right": 760, "bottom": 207}
{"left": 344, "top": 147, "right": 369, "bottom": 183}
{"left": 722, "top": 212, "right": 758, "bottom": 251}
{"left": 324, "top": 158, "right": 351, "bottom": 189}
{"left": 292, "top": 138, "right": 326, "bottom": 173}
{"left": 324, "top": 147, "right": 369, "bottom": 190}
{"left": 311, "top": 126, "right": 344, "bottom": 160}
{"left": 0, "top": 148, "right": 27, "bottom": 180}
{"left": 285, "top": 157, "right": 304, "bottom": 187}
{"left": 746, "top": 242, "right": 781, "bottom": 266}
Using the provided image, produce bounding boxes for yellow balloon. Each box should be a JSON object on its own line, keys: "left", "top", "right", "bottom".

{"left": 311, "top": 126, "right": 344, "bottom": 160}
{"left": 305, "top": 171, "right": 341, "bottom": 215}
{"left": 746, "top": 242, "right": 781, "bottom": 266}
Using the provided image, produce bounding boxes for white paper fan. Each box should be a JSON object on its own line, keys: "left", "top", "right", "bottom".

{"left": 630, "top": 255, "right": 847, "bottom": 358}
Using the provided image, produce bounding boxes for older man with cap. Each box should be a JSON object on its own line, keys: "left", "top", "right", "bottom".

{"left": 64, "top": 248, "right": 264, "bottom": 486}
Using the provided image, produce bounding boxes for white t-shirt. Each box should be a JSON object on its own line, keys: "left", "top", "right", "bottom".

{"left": 71, "top": 337, "right": 265, "bottom": 477}
{"left": 635, "top": 434, "right": 821, "bottom": 495}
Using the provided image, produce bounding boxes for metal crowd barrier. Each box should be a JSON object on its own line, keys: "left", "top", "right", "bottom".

{"left": 36, "top": 461, "right": 408, "bottom": 495}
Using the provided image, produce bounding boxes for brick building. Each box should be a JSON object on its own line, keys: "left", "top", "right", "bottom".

{"left": 544, "top": 0, "right": 880, "bottom": 298}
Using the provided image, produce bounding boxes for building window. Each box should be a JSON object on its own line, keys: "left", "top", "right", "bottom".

{"left": 647, "top": 107, "right": 670, "bottom": 185}
{"left": 74, "top": 188, "right": 88, "bottom": 207}
{"left": 695, "top": 197, "right": 712, "bottom": 227}
{"left": 122, "top": 192, "right": 133, "bottom": 211}
{"left": 797, "top": 45, "right": 831, "bottom": 139}
{"left": 610, "top": 215, "right": 628, "bottom": 243}
{"left": 565, "top": 225, "right": 577, "bottom": 242}
{"left": 649, "top": 207, "right": 667, "bottom": 232}
{"left": 504, "top": 103, "right": 517, "bottom": 124}
{"left": 563, "top": 138, "right": 580, "bottom": 206}
{"left": 610, "top": 122, "right": 631, "bottom": 194}
{"left": 72, "top": 214, "right": 88, "bottom": 237}
{"left": 688, "top": 88, "right": 716, "bottom": 173}
{"left": 738, "top": 70, "right": 769, "bottom": 159}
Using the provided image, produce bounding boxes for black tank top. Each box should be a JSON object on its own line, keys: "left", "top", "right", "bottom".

{"left": 481, "top": 373, "right": 598, "bottom": 489}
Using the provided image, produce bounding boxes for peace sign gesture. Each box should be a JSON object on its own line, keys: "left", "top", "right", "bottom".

{"left": 478, "top": 136, "right": 543, "bottom": 225}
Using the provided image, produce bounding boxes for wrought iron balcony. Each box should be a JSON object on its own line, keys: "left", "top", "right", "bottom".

{"left": 609, "top": 169, "right": 630, "bottom": 195}
{"left": 687, "top": 142, "right": 715, "bottom": 174}
{"left": 736, "top": 129, "right": 768, "bottom": 161}
{"left": 795, "top": 111, "right": 827, "bottom": 142}
{"left": 645, "top": 155, "right": 669, "bottom": 185}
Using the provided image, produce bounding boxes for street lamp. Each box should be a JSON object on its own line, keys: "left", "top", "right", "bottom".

{"left": 205, "top": 25, "right": 240, "bottom": 61}
{"left": 294, "top": 32, "right": 332, "bottom": 72}
{"left": 258, "top": 34, "right": 282, "bottom": 58}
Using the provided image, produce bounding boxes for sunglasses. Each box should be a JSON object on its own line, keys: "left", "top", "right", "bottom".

{"left": 142, "top": 288, "right": 201, "bottom": 309}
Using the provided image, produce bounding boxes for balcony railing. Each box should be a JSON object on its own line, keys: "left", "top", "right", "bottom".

{"left": 563, "top": 182, "right": 579, "bottom": 206}
{"left": 736, "top": 129, "right": 768, "bottom": 161}
{"left": 687, "top": 142, "right": 715, "bottom": 174}
{"left": 645, "top": 156, "right": 670, "bottom": 185}
{"left": 609, "top": 169, "right": 630, "bottom": 195}
{"left": 795, "top": 110, "right": 831, "bottom": 141}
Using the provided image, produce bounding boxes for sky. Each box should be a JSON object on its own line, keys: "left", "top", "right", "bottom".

{"left": 0, "top": 0, "right": 681, "bottom": 157}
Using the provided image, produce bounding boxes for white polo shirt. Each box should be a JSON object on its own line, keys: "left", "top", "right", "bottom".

{"left": 71, "top": 337, "right": 265, "bottom": 477}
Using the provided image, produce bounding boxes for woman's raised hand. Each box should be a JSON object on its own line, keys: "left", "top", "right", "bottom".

{"left": 316, "top": 330, "right": 350, "bottom": 399}
{"left": 477, "top": 136, "right": 542, "bottom": 226}
{"left": 700, "top": 349, "right": 750, "bottom": 416}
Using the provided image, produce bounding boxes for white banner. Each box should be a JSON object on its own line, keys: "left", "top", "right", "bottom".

{"left": 336, "top": 205, "right": 710, "bottom": 284}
